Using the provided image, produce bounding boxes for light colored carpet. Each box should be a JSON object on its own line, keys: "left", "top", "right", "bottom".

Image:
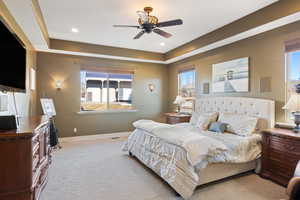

{"left": 41, "top": 138, "right": 289, "bottom": 200}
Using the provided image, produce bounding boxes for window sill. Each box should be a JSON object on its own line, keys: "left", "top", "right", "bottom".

{"left": 77, "top": 109, "right": 138, "bottom": 115}
{"left": 275, "top": 122, "right": 295, "bottom": 129}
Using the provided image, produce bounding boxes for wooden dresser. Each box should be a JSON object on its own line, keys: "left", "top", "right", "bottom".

{"left": 165, "top": 112, "right": 191, "bottom": 124}
{"left": 0, "top": 116, "right": 52, "bottom": 200}
{"left": 260, "top": 128, "right": 300, "bottom": 186}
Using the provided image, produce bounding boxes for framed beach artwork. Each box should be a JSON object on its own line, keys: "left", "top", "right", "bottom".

{"left": 212, "top": 57, "right": 249, "bottom": 93}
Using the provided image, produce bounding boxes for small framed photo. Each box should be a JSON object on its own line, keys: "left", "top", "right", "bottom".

{"left": 40, "top": 98, "right": 56, "bottom": 116}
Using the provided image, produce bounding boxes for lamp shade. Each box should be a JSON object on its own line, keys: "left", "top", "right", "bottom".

{"left": 173, "top": 95, "right": 185, "bottom": 105}
{"left": 283, "top": 94, "right": 300, "bottom": 112}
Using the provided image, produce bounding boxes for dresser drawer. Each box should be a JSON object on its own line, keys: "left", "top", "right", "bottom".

{"left": 267, "top": 159, "right": 294, "bottom": 179}
{"left": 261, "top": 128, "right": 300, "bottom": 186}
{"left": 165, "top": 115, "right": 191, "bottom": 124}
{"left": 269, "top": 136, "right": 300, "bottom": 155}
{"left": 268, "top": 148, "right": 299, "bottom": 166}
{"left": 166, "top": 116, "right": 180, "bottom": 124}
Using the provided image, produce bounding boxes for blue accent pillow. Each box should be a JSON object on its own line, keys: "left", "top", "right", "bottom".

{"left": 208, "top": 122, "right": 227, "bottom": 133}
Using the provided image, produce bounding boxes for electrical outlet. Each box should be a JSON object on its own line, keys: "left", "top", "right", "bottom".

{"left": 73, "top": 128, "right": 77, "bottom": 133}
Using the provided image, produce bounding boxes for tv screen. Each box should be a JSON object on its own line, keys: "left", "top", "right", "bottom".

{"left": 0, "top": 20, "right": 26, "bottom": 92}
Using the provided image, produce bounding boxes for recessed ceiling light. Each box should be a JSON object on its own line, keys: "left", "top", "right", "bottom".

{"left": 160, "top": 42, "right": 165, "bottom": 46}
{"left": 71, "top": 28, "right": 79, "bottom": 33}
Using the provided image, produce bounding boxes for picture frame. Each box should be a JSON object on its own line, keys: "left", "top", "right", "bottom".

{"left": 40, "top": 98, "right": 56, "bottom": 116}
{"left": 212, "top": 57, "right": 249, "bottom": 93}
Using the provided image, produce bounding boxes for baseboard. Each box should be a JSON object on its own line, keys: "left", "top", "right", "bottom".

{"left": 59, "top": 132, "right": 131, "bottom": 143}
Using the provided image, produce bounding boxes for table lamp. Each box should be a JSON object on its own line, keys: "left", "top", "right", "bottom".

{"left": 283, "top": 93, "right": 300, "bottom": 133}
{"left": 173, "top": 96, "right": 185, "bottom": 113}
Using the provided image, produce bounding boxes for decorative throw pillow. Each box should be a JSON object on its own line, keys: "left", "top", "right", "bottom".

{"left": 208, "top": 122, "right": 227, "bottom": 133}
{"left": 218, "top": 113, "right": 258, "bottom": 136}
{"left": 196, "top": 112, "right": 218, "bottom": 130}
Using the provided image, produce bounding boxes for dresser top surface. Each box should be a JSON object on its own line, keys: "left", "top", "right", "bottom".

{"left": 262, "top": 128, "right": 300, "bottom": 139}
{"left": 0, "top": 115, "right": 49, "bottom": 138}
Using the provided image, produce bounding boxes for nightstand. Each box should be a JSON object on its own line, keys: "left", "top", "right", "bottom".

{"left": 260, "top": 128, "right": 300, "bottom": 186}
{"left": 164, "top": 112, "right": 191, "bottom": 124}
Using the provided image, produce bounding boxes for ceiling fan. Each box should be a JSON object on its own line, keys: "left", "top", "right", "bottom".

{"left": 113, "top": 7, "right": 183, "bottom": 39}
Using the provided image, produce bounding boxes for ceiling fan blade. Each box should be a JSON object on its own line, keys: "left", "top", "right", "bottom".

{"left": 133, "top": 30, "right": 145, "bottom": 39}
{"left": 113, "top": 25, "right": 140, "bottom": 28}
{"left": 137, "top": 11, "right": 149, "bottom": 23}
{"left": 156, "top": 19, "right": 183, "bottom": 27}
{"left": 153, "top": 28, "right": 172, "bottom": 38}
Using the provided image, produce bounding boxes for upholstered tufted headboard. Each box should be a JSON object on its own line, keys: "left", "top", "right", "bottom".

{"left": 195, "top": 97, "right": 275, "bottom": 129}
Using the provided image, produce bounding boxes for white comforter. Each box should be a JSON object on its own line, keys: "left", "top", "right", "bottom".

{"left": 123, "top": 120, "right": 262, "bottom": 199}
{"left": 132, "top": 120, "right": 228, "bottom": 166}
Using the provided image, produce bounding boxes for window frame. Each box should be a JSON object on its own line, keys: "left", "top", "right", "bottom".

{"left": 177, "top": 68, "right": 196, "bottom": 99}
{"left": 80, "top": 70, "right": 134, "bottom": 112}
{"left": 285, "top": 50, "right": 300, "bottom": 122}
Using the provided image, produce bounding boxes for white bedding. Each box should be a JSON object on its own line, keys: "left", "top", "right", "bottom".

{"left": 122, "top": 121, "right": 262, "bottom": 199}
{"left": 132, "top": 120, "right": 228, "bottom": 166}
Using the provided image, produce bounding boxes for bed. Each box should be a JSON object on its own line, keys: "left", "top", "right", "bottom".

{"left": 122, "top": 97, "right": 275, "bottom": 199}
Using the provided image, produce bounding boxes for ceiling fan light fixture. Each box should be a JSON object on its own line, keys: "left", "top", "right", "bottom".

{"left": 113, "top": 6, "right": 183, "bottom": 39}
{"left": 143, "top": 6, "right": 153, "bottom": 14}
{"left": 138, "top": 15, "right": 158, "bottom": 25}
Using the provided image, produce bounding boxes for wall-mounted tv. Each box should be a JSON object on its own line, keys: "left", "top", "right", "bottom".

{"left": 0, "top": 19, "right": 26, "bottom": 92}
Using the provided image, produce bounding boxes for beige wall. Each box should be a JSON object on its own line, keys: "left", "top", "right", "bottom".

{"left": 168, "top": 21, "right": 300, "bottom": 123}
{"left": 36, "top": 21, "right": 300, "bottom": 137}
{"left": 36, "top": 52, "right": 168, "bottom": 137}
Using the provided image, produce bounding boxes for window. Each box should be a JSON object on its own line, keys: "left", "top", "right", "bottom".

{"left": 178, "top": 69, "right": 196, "bottom": 98}
{"left": 80, "top": 70, "right": 133, "bottom": 111}
{"left": 286, "top": 50, "right": 300, "bottom": 121}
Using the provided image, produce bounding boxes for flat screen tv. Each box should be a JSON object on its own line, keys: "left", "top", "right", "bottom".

{"left": 0, "top": 19, "right": 26, "bottom": 92}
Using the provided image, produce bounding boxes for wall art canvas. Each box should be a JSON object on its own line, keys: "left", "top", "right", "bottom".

{"left": 212, "top": 57, "right": 249, "bottom": 93}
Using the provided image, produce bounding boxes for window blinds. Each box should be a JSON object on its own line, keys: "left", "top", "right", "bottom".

{"left": 285, "top": 38, "right": 300, "bottom": 52}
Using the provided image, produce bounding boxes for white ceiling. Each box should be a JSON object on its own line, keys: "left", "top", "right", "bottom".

{"left": 3, "top": 0, "right": 47, "bottom": 48}
{"left": 39, "top": 0, "right": 278, "bottom": 53}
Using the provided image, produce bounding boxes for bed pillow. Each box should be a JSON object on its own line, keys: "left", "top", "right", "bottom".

{"left": 208, "top": 122, "right": 227, "bottom": 133}
{"left": 218, "top": 113, "right": 258, "bottom": 136}
{"left": 196, "top": 112, "right": 218, "bottom": 130}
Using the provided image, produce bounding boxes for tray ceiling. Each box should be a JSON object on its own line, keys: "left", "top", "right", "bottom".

{"left": 39, "top": 0, "right": 278, "bottom": 53}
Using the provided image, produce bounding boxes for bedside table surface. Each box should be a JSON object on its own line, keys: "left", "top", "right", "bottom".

{"left": 262, "top": 128, "right": 300, "bottom": 140}
{"left": 164, "top": 112, "right": 191, "bottom": 124}
{"left": 164, "top": 112, "right": 191, "bottom": 117}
